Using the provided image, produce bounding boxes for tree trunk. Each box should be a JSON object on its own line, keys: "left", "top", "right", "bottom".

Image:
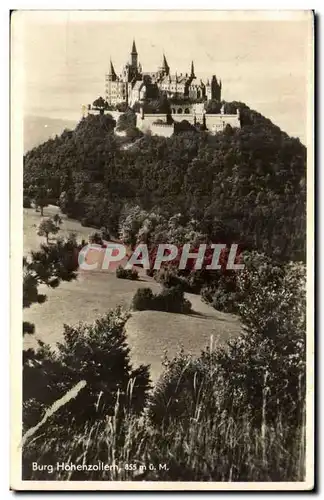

{"left": 40, "top": 206, "right": 44, "bottom": 216}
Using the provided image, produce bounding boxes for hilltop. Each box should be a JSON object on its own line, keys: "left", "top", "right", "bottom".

{"left": 23, "top": 101, "right": 306, "bottom": 263}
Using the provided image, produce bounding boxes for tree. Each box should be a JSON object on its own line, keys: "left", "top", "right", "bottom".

{"left": 33, "top": 185, "right": 49, "bottom": 216}
{"left": 23, "top": 307, "right": 151, "bottom": 429}
{"left": 24, "top": 101, "right": 306, "bottom": 263}
{"left": 23, "top": 236, "right": 78, "bottom": 310}
{"left": 92, "top": 96, "right": 107, "bottom": 114}
{"left": 37, "top": 218, "right": 60, "bottom": 243}
{"left": 53, "top": 213, "right": 62, "bottom": 228}
{"left": 116, "top": 110, "right": 137, "bottom": 132}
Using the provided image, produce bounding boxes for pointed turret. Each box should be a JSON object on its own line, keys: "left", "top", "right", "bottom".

{"left": 107, "top": 59, "right": 117, "bottom": 81}
{"left": 190, "top": 60, "right": 195, "bottom": 78}
{"left": 160, "top": 53, "right": 170, "bottom": 76}
{"left": 110, "top": 59, "right": 116, "bottom": 76}
{"left": 131, "top": 39, "right": 137, "bottom": 55}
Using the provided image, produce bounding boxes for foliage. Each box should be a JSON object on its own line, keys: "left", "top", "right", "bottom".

{"left": 125, "top": 127, "right": 143, "bottom": 140}
{"left": 37, "top": 217, "right": 60, "bottom": 243}
{"left": 24, "top": 103, "right": 306, "bottom": 262}
{"left": 116, "top": 110, "right": 136, "bottom": 131}
{"left": 174, "top": 120, "right": 197, "bottom": 134}
{"left": 23, "top": 307, "right": 151, "bottom": 430}
{"left": 23, "top": 269, "right": 306, "bottom": 481}
{"left": 92, "top": 96, "right": 109, "bottom": 113}
{"left": 23, "top": 404, "right": 305, "bottom": 481}
{"left": 88, "top": 231, "right": 103, "bottom": 245}
{"left": 23, "top": 196, "right": 31, "bottom": 208}
{"left": 154, "top": 267, "right": 188, "bottom": 290}
{"left": 132, "top": 285, "right": 192, "bottom": 314}
{"left": 23, "top": 235, "right": 79, "bottom": 335}
{"left": 116, "top": 265, "right": 139, "bottom": 280}
{"left": 29, "top": 184, "right": 50, "bottom": 216}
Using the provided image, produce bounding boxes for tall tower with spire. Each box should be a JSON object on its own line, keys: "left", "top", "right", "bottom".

{"left": 190, "top": 61, "right": 196, "bottom": 79}
{"left": 131, "top": 39, "right": 138, "bottom": 69}
{"left": 107, "top": 59, "right": 117, "bottom": 82}
{"left": 160, "top": 53, "right": 170, "bottom": 76}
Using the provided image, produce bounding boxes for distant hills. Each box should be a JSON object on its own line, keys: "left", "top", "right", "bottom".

{"left": 24, "top": 115, "right": 79, "bottom": 153}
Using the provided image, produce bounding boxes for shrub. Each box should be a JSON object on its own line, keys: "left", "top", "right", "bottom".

{"left": 131, "top": 287, "right": 154, "bottom": 311}
{"left": 23, "top": 196, "right": 31, "bottom": 208}
{"left": 154, "top": 267, "right": 187, "bottom": 289}
{"left": 125, "top": 127, "right": 143, "bottom": 140}
{"left": 116, "top": 110, "right": 136, "bottom": 131}
{"left": 116, "top": 265, "right": 139, "bottom": 280}
{"left": 88, "top": 231, "right": 103, "bottom": 244}
{"left": 23, "top": 307, "right": 151, "bottom": 430}
{"left": 37, "top": 217, "right": 60, "bottom": 243}
{"left": 132, "top": 285, "right": 192, "bottom": 314}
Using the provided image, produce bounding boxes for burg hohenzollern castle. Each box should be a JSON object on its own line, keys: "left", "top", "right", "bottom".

{"left": 84, "top": 40, "right": 241, "bottom": 137}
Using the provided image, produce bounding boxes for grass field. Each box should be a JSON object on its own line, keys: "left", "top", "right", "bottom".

{"left": 23, "top": 206, "right": 242, "bottom": 381}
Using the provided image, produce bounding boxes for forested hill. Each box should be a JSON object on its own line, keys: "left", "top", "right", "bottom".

{"left": 23, "top": 101, "right": 306, "bottom": 262}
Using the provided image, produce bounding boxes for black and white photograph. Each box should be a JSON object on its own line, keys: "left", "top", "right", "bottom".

{"left": 10, "top": 9, "right": 314, "bottom": 490}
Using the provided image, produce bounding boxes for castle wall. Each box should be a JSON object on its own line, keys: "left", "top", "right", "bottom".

{"left": 135, "top": 113, "right": 168, "bottom": 132}
{"left": 84, "top": 108, "right": 240, "bottom": 137}
{"left": 205, "top": 113, "right": 241, "bottom": 132}
{"left": 171, "top": 114, "right": 195, "bottom": 124}
{"left": 135, "top": 111, "right": 240, "bottom": 135}
{"left": 150, "top": 124, "right": 174, "bottom": 137}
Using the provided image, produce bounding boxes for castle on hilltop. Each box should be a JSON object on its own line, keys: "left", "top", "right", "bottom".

{"left": 105, "top": 40, "right": 222, "bottom": 108}
{"left": 84, "top": 40, "right": 241, "bottom": 136}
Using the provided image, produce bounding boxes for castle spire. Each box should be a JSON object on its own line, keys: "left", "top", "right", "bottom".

{"left": 131, "top": 39, "right": 138, "bottom": 69}
{"left": 161, "top": 53, "right": 170, "bottom": 75}
{"left": 190, "top": 60, "right": 195, "bottom": 78}
{"left": 131, "top": 39, "right": 137, "bottom": 54}
{"left": 107, "top": 58, "right": 117, "bottom": 81}
{"left": 109, "top": 59, "right": 116, "bottom": 77}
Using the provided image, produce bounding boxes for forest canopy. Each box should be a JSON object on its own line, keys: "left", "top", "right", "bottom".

{"left": 23, "top": 102, "right": 306, "bottom": 262}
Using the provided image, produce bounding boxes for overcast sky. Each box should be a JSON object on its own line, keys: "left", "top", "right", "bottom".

{"left": 14, "top": 11, "right": 313, "bottom": 144}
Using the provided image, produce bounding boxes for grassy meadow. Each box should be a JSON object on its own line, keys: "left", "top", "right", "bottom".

{"left": 23, "top": 205, "right": 242, "bottom": 381}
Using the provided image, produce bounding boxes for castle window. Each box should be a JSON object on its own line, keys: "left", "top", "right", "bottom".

{"left": 177, "top": 108, "right": 183, "bottom": 114}
{"left": 172, "top": 108, "right": 176, "bottom": 114}
{"left": 184, "top": 108, "right": 190, "bottom": 114}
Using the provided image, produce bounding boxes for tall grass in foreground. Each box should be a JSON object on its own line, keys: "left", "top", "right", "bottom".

{"left": 22, "top": 260, "right": 306, "bottom": 482}
{"left": 22, "top": 358, "right": 305, "bottom": 482}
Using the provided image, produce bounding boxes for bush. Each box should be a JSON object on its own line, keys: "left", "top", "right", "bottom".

{"left": 23, "top": 307, "right": 151, "bottom": 430}
{"left": 23, "top": 196, "right": 31, "bottom": 208}
{"left": 131, "top": 287, "right": 154, "bottom": 311}
{"left": 132, "top": 285, "right": 192, "bottom": 314}
{"left": 125, "top": 127, "right": 143, "bottom": 140}
{"left": 116, "top": 110, "right": 136, "bottom": 131}
{"left": 88, "top": 231, "right": 103, "bottom": 244}
{"left": 116, "top": 265, "right": 139, "bottom": 280}
{"left": 154, "top": 267, "right": 187, "bottom": 289}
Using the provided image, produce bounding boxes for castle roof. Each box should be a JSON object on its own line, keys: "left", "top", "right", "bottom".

{"left": 161, "top": 54, "right": 170, "bottom": 74}
{"left": 108, "top": 59, "right": 117, "bottom": 78}
{"left": 160, "top": 74, "right": 190, "bottom": 85}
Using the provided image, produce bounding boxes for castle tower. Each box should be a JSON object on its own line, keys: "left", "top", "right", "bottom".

{"left": 190, "top": 61, "right": 196, "bottom": 79}
{"left": 158, "top": 53, "right": 170, "bottom": 77}
{"left": 211, "top": 75, "right": 221, "bottom": 101}
{"left": 105, "top": 59, "right": 119, "bottom": 105}
{"left": 131, "top": 39, "right": 138, "bottom": 69}
{"left": 107, "top": 59, "right": 117, "bottom": 82}
{"left": 162, "top": 54, "right": 170, "bottom": 76}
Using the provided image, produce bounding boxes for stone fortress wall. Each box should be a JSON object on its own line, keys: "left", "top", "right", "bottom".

{"left": 83, "top": 104, "right": 241, "bottom": 137}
